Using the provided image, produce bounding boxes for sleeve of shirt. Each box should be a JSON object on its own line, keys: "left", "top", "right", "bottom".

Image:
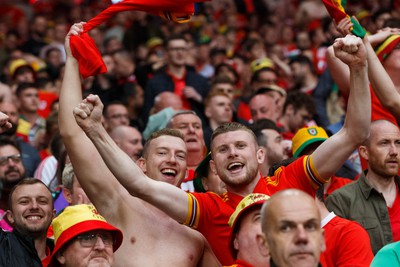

{"left": 266, "top": 155, "right": 329, "bottom": 197}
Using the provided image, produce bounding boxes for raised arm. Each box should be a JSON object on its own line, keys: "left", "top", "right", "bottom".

{"left": 59, "top": 23, "right": 129, "bottom": 216}
{"left": 312, "top": 35, "right": 370, "bottom": 179}
{"left": 73, "top": 93, "right": 190, "bottom": 223}
{"left": 364, "top": 29, "right": 400, "bottom": 121}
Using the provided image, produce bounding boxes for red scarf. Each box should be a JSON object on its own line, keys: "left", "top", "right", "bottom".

{"left": 70, "top": 0, "right": 206, "bottom": 78}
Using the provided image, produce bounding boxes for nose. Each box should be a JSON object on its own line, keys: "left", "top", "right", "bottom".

{"left": 7, "top": 157, "right": 16, "bottom": 166}
{"left": 30, "top": 199, "right": 39, "bottom": 209}
{"left": 93, "top": 236, "right": 106, "bottom": 250}
{"left": 294, "top": 225, "right": 308, "bottom": 244}
{"left": 389, "top": 143, "right": 399, "bottom": 156}
{"left": 227, "top": 145, "right": 238, "bottom": 157}
{"left": 187, "top": 124, "right": 195, "bottom": 133}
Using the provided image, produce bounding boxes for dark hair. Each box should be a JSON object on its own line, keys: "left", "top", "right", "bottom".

{"left": 103, "top": 101, "right": 127, "bottom": 118}
{"left": 251, "top": 67, "right": 277, "bottom": 84}
{"left": 16, "top": 82, "right": 38, "bottom": 97}
{"left": 289, "top": 55, "right": 314, "bottom": 73}
{"left": 250, "top": 119, "right": 280, "bottom": 147}
{"left": 0, "top": 136, "right": 21, "bottom": 153}
{"left": 283, "top": 91, "right": 316, "bottom": 115}
{"left": 8, "top": 178, "right": 54, "bottom": 210}
{"left": 268, "top": 157, "right": 296, "bottom": 177}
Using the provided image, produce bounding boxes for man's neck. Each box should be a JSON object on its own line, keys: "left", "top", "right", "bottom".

{"left": 34, "top": 235, "right": 49, "bottom": 260}
{"left": 20, "top": 112, "right": 39, "bottom": 125}
{"left": 167, "top": 65, "right": 185, "bottom": 79}
{"left": 227, "top": 175, "right": 260, "bottom": 197}
{"left": 366, "top": 171, "right": 397, "bottom": 207}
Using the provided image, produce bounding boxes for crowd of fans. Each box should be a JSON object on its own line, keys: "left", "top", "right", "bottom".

{"left": 0, "top": 0, "right": 399, "bottom": 266}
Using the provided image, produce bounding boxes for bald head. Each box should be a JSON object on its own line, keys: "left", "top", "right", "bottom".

{"left": 110, "top": 125, "right": 143, "bottom": 161}
{"left": 260, "top": 189, "right": 324, "bottom": 267}
{"left": 152, "top": 92, "right": 183, "bottom": 114}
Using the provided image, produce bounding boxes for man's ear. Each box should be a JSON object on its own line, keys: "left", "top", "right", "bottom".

{"left": 209, "top": 159, "right": 217, "bottom": 175}
{"left": 256, "top": 233, "right": 269, "bottom": 257}
{"left": 257, "top": 147, "right": 265, "bottom": 164}
{"left": 136, "top": 158, "right": 147, "bottom": 173}
{"left": 233, "top": 234, "right": 239, "bottom": 250}
{"left": 201, "top": 177, "right": 209, "bottom": 191}
{"left": 56, "top": 251, "right": 66, "bottom": 264}
{"left": 63, "top": 188, "right": 73, "bottom": 205}
{"left": 358, "top": 145, "right": 368, "bottom": 161}
{"left": 6, "top": 210, "right": 14, "bottom": 225}
{"left": 320, "top": 228, "right": 326, "bottom": 252}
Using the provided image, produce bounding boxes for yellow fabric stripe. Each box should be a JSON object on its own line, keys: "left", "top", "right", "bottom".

{"left": 184, "top": 193, "right": 200, "bottom": 229}
{"left": 332, "top": 0, "right": 346, "bottom": 12}
{"left": 375, "top": 35, "right": 400, "bottom": 56}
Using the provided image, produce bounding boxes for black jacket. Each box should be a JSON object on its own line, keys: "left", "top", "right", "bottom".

{"left": 0, "top": 229, "right": 54, "bottom": 267}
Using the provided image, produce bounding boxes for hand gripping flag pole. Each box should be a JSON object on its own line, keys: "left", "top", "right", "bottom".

{"left": 70, "top": 0, "right": 207, "bottom": 79}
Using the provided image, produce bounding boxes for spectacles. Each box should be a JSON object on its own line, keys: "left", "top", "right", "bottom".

{"left": 168, "top": 47, "right": 187, "bottom": 52}
{"left": 76, "top": 232, "right": 115, "bottom": 248}
{"left": 108, "top": 114, "right": 129, "bottom": 120}
{"left": 0, "top": 154, "right": 21, "bottom": 166}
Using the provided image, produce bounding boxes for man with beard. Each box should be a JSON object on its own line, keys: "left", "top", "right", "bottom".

{"left": 251, "top": 119, "right": 286, "bottom": 177}
{"left": 75, "top": 34, "right": 370, "bottom": 265}
{"left": 326, "top": 120, "right": 400, "bottom": 254}
{"left": 0, "top": 178, "right": 55, "bottom": 266}
{"left": 0, "top": 101, "right": 41, "bottom": 176}
{"left": 0, "top": 138, "right": 27, "bottom": 211}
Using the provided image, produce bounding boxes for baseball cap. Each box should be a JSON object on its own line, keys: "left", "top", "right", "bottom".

{"left": 146, "top": 37, "right": 164, "bottom": 50}
{"left": 228, "top": 193, "right": 269, "bottom": 259}
{"left": 256, "top": 85, "right": 287, "bottom": 97}
{"left": 44, "top": 204, "right": 123, "bottom": 266}
{"left": 292, "top": 126, "right": 328, "bottom": 158}
{"left": 375, "top": 34, "right": 400, "bottom": 62}
{"left": 193, "top": 152, "right": 211, "bottom": 193}
{"left": 250, "top": 57, "right": 274, "bottom": 74}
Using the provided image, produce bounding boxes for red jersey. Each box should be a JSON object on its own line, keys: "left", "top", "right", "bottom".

{"left": 223, "top": 259, "right": 254, "bottom": 267}
{"left": 185, "top": 155, "right": 327, "bottom": 265}
{"left": 321, "top": 213, "right": 373, "bottom": 267}
{"left": 388, "top": 189, "right": 400, "bottom": 242}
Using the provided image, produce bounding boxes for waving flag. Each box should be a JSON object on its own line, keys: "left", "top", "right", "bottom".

{"left": 70, "top": 0, "right": 207, "bottom": 78}
{"left": 321, "top": 0, "right": 366, "bottom": 38}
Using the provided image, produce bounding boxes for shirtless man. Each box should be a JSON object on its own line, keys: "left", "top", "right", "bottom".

{"left": 73, "top": 34, "right": 371, "bottom": 265}
{"left": 59, "top": 23, "right": 220, "bottom": 267}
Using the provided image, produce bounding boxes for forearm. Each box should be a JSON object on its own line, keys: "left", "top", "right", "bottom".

{"left": 59, "top": 57, "right": 82, "bottom": 138}
{"left": 343, "top": 63, "right": 370, "bottom": 142}
{"left": 326, "top": 45, "right": 350, "bottom": 95}
{"left": 365, "top": 40, "right": 400, "bottom": 119}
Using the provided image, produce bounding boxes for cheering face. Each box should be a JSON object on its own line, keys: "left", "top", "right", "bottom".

{"left": 8, "top": 183, "right": 54, "bottom": 237}
{"left": 210, "top": 130, "right": 263, "bottom": 189}
{"left": 142, "top": 135, "right": 187, "bottom": 187}
{"left": 170, "top": 113, "right": 205, "bottom": 154}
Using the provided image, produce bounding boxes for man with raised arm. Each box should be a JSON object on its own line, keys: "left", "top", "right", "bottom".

{"left": 59, "top": 23, "right": 220, "bottom": 267}
{"left": 74, "top": 33, "right": 371, "bottom": 265}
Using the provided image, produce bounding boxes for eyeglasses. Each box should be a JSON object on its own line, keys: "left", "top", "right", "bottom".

{"left": 76, "top": 232, "right": 115, "bottom": 248}
{"left": 108, "top": 114, "right": 129, "bottom": 120}
{"left": 168, "top": 47, "right": 188, "bottom": 52}
{"left": 0, "top": 154, "right": 21, "bottom": 166}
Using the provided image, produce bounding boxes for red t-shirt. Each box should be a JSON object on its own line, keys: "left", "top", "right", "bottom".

{"left": 388, "top": 189, "right": 400, "bottom": 242}
{"left": 223, "top": 259, "right": 254, "bottom": 267}
{"left": 167, "top": 69, "right": 191, "bottom": 110}
{"left": 185, "top": 155, "right": 327, "bottom": 265}
{"left": 321, "top": 214, "right": 374, "bottom": 267}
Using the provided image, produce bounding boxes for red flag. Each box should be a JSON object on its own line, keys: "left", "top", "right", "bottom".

{"left": 70, "top": 0, "right": 207, "bottom": 78}
{"left": 321, "top": 0, "right": 366, "bottom": 38}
